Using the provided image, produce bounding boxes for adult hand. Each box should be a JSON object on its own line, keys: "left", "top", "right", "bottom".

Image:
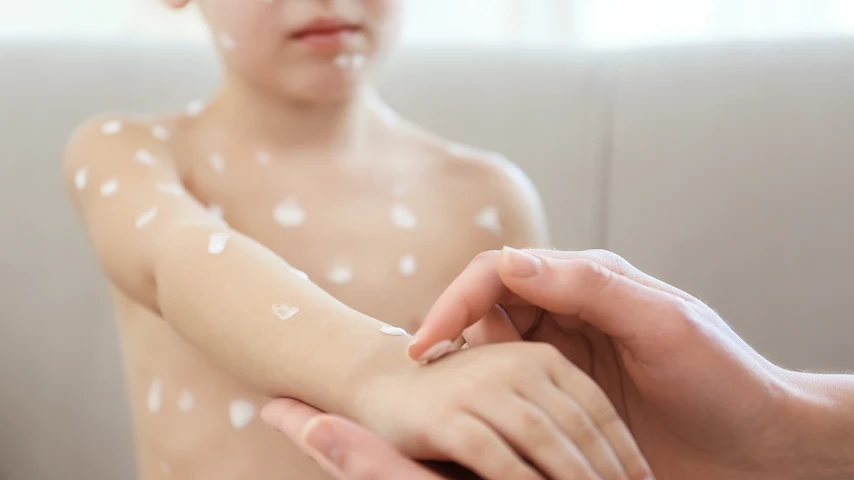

{"left": 261, "top": 399, "right": 466, "bottom": 480}
{"left": 407, "top": 247, "right": 809, "bottom": 480}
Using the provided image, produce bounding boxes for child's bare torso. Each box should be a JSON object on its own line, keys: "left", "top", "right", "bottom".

{"left": 115, "top": 113, "right": 510, "bottom": 479}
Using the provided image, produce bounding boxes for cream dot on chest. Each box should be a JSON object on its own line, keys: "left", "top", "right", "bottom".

{"left": 152, "top": 125, "right": 170, "bottom": 141}
{"left": 134, "top": 149, "right": 157, "bottom": 167}
{"left": 147, "top": 377, "right": 163, "bottom": 413}
{"left": 209, "top": 153, "right": 226, "bottom": 174}
{"left": 135, "top": 206, "right": 158, "bottom": 229}
{"left": 229, "top": 399, "right": 256, "bottom": 430}
{"left": 186, "top": 100, "right": 205, "bottom": 117}
{"left": 156, "top": 183, "right": 186, "bottom": 196}
{"left": 390, "top": 202, "right": 418, "bottom": 230}
{"left": 327, "top": 264, "right": 354, "bottom": 285}
{"left": 475, "top": 206, "right": 502, "bottom": 235}
{"left": 176, "top": 389, "right": 195, "bottom": 412}
{"left": 100, "top": 179, "right": 119, "bottom": 197}
{"left": 273, "top": 198, "right": 306, "bottom": 227}
{"left": 208, "top": 232, "right": 230, "bottom": 255}
{"left": 74, "top": 167, "right": 88, "bottom": 191}
{"left": 399, "top": 254, "right": 418, "bottom": 277}
{"left": 100, "top": 120, "right": 123, "bottom": 135}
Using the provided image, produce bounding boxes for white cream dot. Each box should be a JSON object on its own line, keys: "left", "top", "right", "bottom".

{"left": 209, "top": 153, "right": 226, "bottom": 174}
{"left": 100, "top": 120, "right": 123, "bottom": 135}
{"left": 177, "top": 389, "right": 195, "bottom": 412}
{"left": 390, "top": 203, "right": 418, "bottom": 230}
{"left": 286, "top": 265, "right": 310, "bottom": 281}
{"left": 147, "top": 378, "right": 163, "bottom": 413}
{"left": 74, "top": 167, "right": 88, "bottom": 191}
{"left": 273, "top": 198, "right": 306, "bottom": 227}
{"left": 135, "top": 207, "right": 158, "bottom": 229}
{"left": 256, "top": 151, "right": 272, "bottom": 166}
{"left": 152, "top": 125, "right": 170, "bottom": 141}
{"left": 229, "top": 400, "right": 256, "bottom": 430}
{"left": 156, "top": 183, "right": 186, "bottom": 196}
{"left": 208, "top": 232, "right": 230, "bottom": 255}
{"left": 186, "top": 100, "right": 205, "bottom": 117}
{"left": 475, "top": 206, "right": 502, "bottom": 235}
{"left": 134, "top": 149, "right": 158, "bottom": 167}
{"left": 380, "top": 325, "right": 409, "bottom": 336}
{"left": 334, "top": 54, "right": 349, "bottom": 69}
{"left": 272, "top": 304, "right": 300, "bottom": 320}
{"left": 327, "top": 264, "right": 354, "bottom": 285}
{"left": 219, "top": 33, "right": 236, "bottom": 51}
{"left": 100, "top": 179, "right": 119, "bottom": 197}
{"left": 207, "top": 204, "right": 224, "bottom": 219}
{"left": 399, "top": 254, "right": 417, "bottom": 277}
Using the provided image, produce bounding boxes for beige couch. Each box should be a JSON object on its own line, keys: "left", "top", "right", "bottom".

{"left": 1, "top": 38, "right": 852, "bottom": 479}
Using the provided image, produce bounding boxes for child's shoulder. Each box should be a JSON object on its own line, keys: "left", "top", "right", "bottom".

{"left": 402, "top": 124, "right": 540, "bottom": 206}
{"left": 63, "top": 114, "right": 181, "bottom": 178}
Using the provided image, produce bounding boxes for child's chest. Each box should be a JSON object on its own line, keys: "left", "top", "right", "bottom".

{"left": 183, "top": 159, "right": 497, "bottom": 328}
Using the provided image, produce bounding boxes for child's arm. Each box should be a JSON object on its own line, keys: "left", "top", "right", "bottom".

{"left": 64, "top": 118, "right": 416, "bottom": 416}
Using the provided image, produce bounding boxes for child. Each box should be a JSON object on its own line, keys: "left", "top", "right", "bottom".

{"left": 60, "top": 1, "right": 623, "bottom": 479}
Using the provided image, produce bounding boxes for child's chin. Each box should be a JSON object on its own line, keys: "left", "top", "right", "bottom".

{"left": 274, "top": 70, "right": 366, "bottom": 104}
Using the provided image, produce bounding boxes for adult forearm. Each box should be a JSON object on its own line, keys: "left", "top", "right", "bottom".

{"left": 783, "top": 371, "right": 854, "bottom": 479}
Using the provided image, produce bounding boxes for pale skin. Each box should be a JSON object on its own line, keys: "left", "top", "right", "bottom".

{"left": 62, "top": 1, "right": 651, "bottom": 479}
{"left": 266, "top": 248, "right": 854, "bottom": 480}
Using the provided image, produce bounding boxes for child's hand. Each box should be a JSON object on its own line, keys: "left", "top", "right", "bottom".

{"left": 353, "top": 342, "right": 649, "bottom": 480}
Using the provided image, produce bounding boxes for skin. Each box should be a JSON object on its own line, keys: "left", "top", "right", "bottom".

{"left": 62, "top": 1, "right": 652, "bottom": 478}
{"left": 266, "top": 247, "right": 854, "bottom": 479}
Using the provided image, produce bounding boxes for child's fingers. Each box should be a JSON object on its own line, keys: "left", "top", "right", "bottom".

{"left": 260, "top": 398, "right": 323, "bottom": 443}
{"left": 472, "top": 394, "right": 599, "bottom": 480}
{"left": 435, "top": 414, "right": 546, "bottom": 480}
{"left": 547, "top": 361, "right": 655, "bottom": 480}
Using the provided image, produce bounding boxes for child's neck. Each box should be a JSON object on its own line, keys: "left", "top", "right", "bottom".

{"left": 205, "top": 73, "right": 384, "bottom": 158}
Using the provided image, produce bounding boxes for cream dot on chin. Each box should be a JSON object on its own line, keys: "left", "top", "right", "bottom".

{"left": 229, "top": 400, "right": 257, "bottom": 430}
{"left": 272, "top": 303, "right": 300, "bottom": 320}
{"left": 100, "top": 120, "right": 122, "bottom": 135}
{"left": 100, "top": 179, "right": 119, "bottom": 197}
{"left": 475, "top": 206, "right": 502, "bottom": 235}
{"left": 399, "top": 254, "right": 417, "bottom": 277}
{"left": 273, "top": 197, "right": 306, "bottom": 227}
{"left": 74, "top": 167, "right": 88, "bottom": 191}
{"left": 207, "top": 232, "right": 230, "bottom": 255}
{"left": 135, "top": 206, "right": 158, "bottom": 229}
{"left": 147, "top": 377, "right": 163, "bottom": 413}
{"left": 390, "top": 202, "right": 418, "bottom": 230}
{"left": 206, "top": 204, "right": 224, "bottom": 219}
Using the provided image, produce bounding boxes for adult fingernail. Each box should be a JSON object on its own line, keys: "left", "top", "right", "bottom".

{"left": 502, "top": 246, "right": 542, "bottom": 278}
{"left": 303, "top": 417, "right": 343, "bottom": 469}
{"left": 417, "top": 339, "right": 453, "bottom": 363}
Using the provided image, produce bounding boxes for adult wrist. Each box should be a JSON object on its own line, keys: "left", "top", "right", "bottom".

{"left": 777, "top": 369, "right": 854, "bottom": 479}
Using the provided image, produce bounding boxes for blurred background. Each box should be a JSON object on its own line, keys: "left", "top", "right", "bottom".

{"left": 1, "top": 1, "right": 853, "bottom": 479}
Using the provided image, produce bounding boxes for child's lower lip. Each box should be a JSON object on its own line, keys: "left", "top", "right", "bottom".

{"left": 293, "top": 30, "right": 358, "bottom": 50}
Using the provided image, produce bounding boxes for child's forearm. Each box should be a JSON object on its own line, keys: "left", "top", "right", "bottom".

{"left": 153, "top": 225, "right": 416, "bottom": 417}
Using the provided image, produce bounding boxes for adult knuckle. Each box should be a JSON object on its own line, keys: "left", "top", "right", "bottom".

{"left": 571, "top": 415, "right": 603, "bottom": 452}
